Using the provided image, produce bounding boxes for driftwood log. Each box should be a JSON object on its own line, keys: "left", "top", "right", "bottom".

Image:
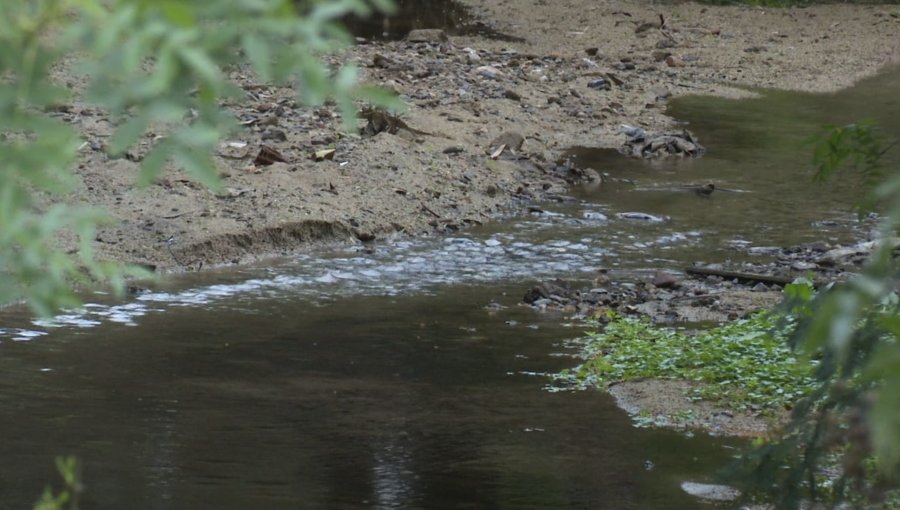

{"left": 684, "top": 266, "right": 827, "bottom": 288}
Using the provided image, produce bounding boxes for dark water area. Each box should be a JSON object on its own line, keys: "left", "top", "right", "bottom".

{"left": 342, "top": 0, "right": 522, "bottom": 41}
{"left": 2, "top": 59, "right": 899, "bottom": 510}
{"left": 0, "top": 287, "right": 737, "bottom": 509}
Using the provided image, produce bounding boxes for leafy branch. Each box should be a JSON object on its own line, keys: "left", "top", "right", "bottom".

{"left": 0, "top": 0, "right": 398, "bottom": 315}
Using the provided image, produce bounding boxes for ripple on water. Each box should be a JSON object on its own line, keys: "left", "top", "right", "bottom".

{"left": 0, "top": 205, "right": 712, "bottom": 341}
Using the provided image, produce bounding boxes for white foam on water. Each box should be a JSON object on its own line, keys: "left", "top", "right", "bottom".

{"left": 1, "top": 206, "right": 654, "bottom": 342}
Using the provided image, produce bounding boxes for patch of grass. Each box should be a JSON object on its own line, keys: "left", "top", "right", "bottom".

{"left": 559, "top": 312, "right": 817, "bottom": 414}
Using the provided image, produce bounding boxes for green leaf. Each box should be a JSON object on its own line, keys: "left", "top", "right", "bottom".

{"left": 242, "top": 33, "right": 272, "bottom": 82}
{"left": 108, "top": 112, "right": 151, "bottom": 155}
{"left": 172, "top": 146, "right": 221, "bottom": 191}
{"left": 354, "top": 84, "right": 405, "bottom": 113}
{"left": 370, "top": 0, "right": 397, "bottom": 14}
{"left": 138, "top": 139, "right": 173, "bottom": 186}
{"left": 178, "top": 45, "right": 222, "bottom": 87}
{"left": 161, "top": 0, "right": 197, "bottom": 27}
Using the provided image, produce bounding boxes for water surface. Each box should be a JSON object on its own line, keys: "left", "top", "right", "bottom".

{"left": 0, "top": 288, "right": 736, "bottom": 509}
{"left": 565, "top": 65, "right": 900, "bottom": 259}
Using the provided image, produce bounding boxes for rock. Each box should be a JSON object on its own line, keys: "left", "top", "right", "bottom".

{"left": 406, "top": 29, "right": 448, "bottom": 43}
{"left": 801, "top": 241, "right": 830, "bottom": 252}
{"left": 748, "top": 246, "right": 781, "bottom": 255}
{"left": 372, "top": 53, "right": 395, "bottom": 68}
{"left": 593, "top": 271, "right": 610, "bottom": 288}
{"left": 476, "top": 66, "right": 503, "bottom": 80}
{"left": 585, "top": 47, "right": 599, "bottom": 56}
{"left": 581, "top": 168, "right": 602, "bottom": 182}
{"left": 815, "top": 239, "right": 896, "bottom": 266}
{"left": 683, "top": 183, "right": 715, "bottom": 196}
{"left": 620, "top": 124, "right": 647, "bottom": 140}
{"left": 616, "top": 212, "right": 668, "bottom": 222}
{"left": 524, "top": 282, "right": 570, "bottom": 304}
{"left": 503, "top": 89, "right": 522, "bottom": 101}
{"left": 656, "top": 38, "right": 677, "bottom": 49}
{"left": 261, "top": 128, "right": 287, "bottom": 142}
{"left": 355, "top": 231, "right": 376, "bottom": 242}
{"left": 652, "top": 50, "right": 671, "bottom": 62}
{"left": 464, "top": 48, "right": 481, "bottom": 63}
{"left": 260, "top": 114, "right": 279, "bottom": 126}
{"left": 619, "top": 129, "right": 705, "bottom": 159}
{"left": 583, "top": 211, "right": 608, "bottom": 221}
{"left": 587, "top": 78, "right": 611, "bottom": 90}
{"left": 488, "top": 131, "right": 525, "bottom": 156}
{"left": 652, "top": 271, "right": 679, "bottom": 288}
{"left": 665, "top": 55, "right": 686, "bottom": 68}
{"left": 791, "top": 261, "right": 817, "bottom": 271}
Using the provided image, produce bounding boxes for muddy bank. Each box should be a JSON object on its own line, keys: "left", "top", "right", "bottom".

{"left": 608, "top": 379, "right": 773, "bottom": 437}
{"left": 48, "top": 0, "right": 899, "bottom": 273}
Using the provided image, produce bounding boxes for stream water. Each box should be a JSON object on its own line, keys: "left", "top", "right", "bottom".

{"left": 1, "top": 41, "right": 898, "bottom": 510}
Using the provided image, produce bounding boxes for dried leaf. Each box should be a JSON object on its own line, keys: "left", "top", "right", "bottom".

{"left": 254, "top": 145, "right": 288, "bottom": 166}
{"left": 314, "top": 148, "right": 336, "bottom": 161}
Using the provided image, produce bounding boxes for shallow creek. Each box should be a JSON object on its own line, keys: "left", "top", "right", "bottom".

{"left": 1, "top": 60, "right": 898, "bottom": 508}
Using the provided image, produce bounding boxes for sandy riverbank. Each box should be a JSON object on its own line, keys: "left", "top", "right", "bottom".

{"left": 50, "top": 0, "right": 899, "bottom": 273}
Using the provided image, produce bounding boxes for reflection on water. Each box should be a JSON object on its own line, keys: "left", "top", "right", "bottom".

{"left": 565, "top": 65, "right": 900, "bottom": 254}
{"left": 0, "top": 290, "right": 737, "bottom": 509}
{"left": 1, "top": 62, "right": 898, "bottom": 510}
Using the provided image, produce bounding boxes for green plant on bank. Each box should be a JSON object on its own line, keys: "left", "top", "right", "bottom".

{"left": 728, "top": 122, "right": 900, "bottom": 509}
{"left": 1, "top": 0, "right": 397, "bottom": 316}
{"left": 34, "top": 457, "right": 81, "bottom": 510}
{"left": 558, "top": 311, "right": 817, "bottom": 414}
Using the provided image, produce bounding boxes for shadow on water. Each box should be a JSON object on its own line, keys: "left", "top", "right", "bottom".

{"left": 340, "top": 0, "right": 525, "bottom": 41}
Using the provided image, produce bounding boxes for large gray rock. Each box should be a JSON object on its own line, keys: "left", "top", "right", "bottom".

{"left": 620, "top": 128, "right": 706, "bottom": 159}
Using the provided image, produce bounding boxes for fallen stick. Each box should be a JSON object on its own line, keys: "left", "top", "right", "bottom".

{"left": 420, "top": 203, "right": 441, "bottom": 218}
{"left": 684, "top": 266, "right": 798, "bottom": 287}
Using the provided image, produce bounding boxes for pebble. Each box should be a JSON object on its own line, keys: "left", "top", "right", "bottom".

{"left": 616, "top": 212, "right": 668, "bottom": 222}
{"left": 476, "top": 66, "right": 503, "bottom": 80}
{"left": 665, "top": 55, "right": 686, "bottom": 68}
{"left": 587, "top": 78, "right": 611, "bottom": 90}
